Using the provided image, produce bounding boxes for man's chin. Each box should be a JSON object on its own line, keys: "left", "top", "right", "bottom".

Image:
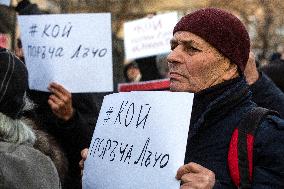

{"left": 169, "top": 81, "right": 195, "bottom": 93}
{"left": 170, "top": 82, "right": 186, "bottom": 92}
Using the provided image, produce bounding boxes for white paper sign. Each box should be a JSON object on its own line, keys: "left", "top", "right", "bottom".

{"left": 124, "top": 12, "right": 178, "bottom": 60}
{"left": 18, "top": 13, "right": 113, "bottom": 93}
{"left": 83, "top": 91, "right": 194, "bottom": 189}
{"left": 0, "top": 0, "right": 10, "bottom": 6}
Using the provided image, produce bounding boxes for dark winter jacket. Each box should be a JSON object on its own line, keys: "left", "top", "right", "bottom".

{"left": 250, "top": 72, "right": 284, "bottom": 118}
{"left": 260, "top": 60, "right": 284, "bottom": 93}
{"left": 27, "top": 90, "right": 99, "bottom": 189}
{"left": 185, "top": 76, "right": 284, "bottom": 188}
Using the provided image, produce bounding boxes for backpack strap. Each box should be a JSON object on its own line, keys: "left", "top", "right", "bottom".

{"left": 228, "top": 107, "right": 279, "bottom": 189}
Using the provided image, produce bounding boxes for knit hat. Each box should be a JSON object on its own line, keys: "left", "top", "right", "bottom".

{"left": 173, "top": 8, "right": 250, "bottom": 72}
{"left": 0, "top": 48, "right": 28, "bottom": 119}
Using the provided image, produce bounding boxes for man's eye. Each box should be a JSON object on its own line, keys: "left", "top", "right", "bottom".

{"left": 170, "top": 43, "right": 178, "bottom": 50}
{"left": 186, "top": 46, "right": 198, "bottom": 51}
{"left": 185, "top": 45, "right": 201, "bottom": 53}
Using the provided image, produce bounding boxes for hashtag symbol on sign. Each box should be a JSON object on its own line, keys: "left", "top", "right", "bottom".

{"left": 103, "top": 107, "right": 114, "bottom": 125}
{"left": 29, "top": 24, "right": 38, "bottom": 37}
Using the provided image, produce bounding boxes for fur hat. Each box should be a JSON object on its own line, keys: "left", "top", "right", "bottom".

{"left": 173, "top": 8, "right": 250, "bottom": 72}
{"left": 0, "top": 48, "right": 28, "bottom": 119}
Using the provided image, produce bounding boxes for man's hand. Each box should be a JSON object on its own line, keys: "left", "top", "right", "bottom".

{"left": 176, "top": 162, "right": 215, "bottom": 189}
{"left": 48, "top": 82, "right": 74, "bottom": 121}
{"left": 244, "top": 51, "right": 259, "bottom": 85}
{"left": 79, "top": 148, "right": 89, "bottom": 176}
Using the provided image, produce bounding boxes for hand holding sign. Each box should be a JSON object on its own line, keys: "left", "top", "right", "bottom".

{"left": 83, "top": 91, "right": 194, "bottom": 189}
{"left": 80, "top": 148, "right": 89, "bottom": 176}
{"left": 176, "top": 162, "right": 215, "bottom": 189}
{"left": 18, "top": 13, "right": 113, "bottom": 93}
{"left": 48, "top": 82, "right": 74, "bottom": 121}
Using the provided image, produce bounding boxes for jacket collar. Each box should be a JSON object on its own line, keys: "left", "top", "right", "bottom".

{"left": 188, "top": 76, "right": 251, "bottom": 140}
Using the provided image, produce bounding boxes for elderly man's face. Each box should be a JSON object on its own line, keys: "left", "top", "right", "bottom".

{"left": 167, "top": 31, "right": 236, "bottom": 93}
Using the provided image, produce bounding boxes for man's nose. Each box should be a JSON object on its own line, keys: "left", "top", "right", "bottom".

{"left": 167, "top": 49, "right": 180, "bottom": 65}
{"left": 168, "top": 46, "right": 177, "bottom": 59}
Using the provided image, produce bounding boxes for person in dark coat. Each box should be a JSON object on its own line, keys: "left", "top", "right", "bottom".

{"left": 81, "top": 8, "right": 284, "bottom": 189}
{"left": 123, "top": 61, "right": 142, "bottom": 82}
{"left": 15, "top": 0, "right": 42, "bottom": 15}
{"left": 245, "top": 51, "right": 284, "bottom": 118}
{"left": 260, "top": 45, "right": 284, "bottom": 92}
{"left": 167, "top": 8, "right": 284, "bottom": 188}
{"left": 15, "top": 2, "right": 99, "bottom": 188}
{"left": 0, "top": 48, "right": 64, "bottom": 189}
{"left": 28, "top": 86, "right": 98, "bottom": 189}
{"left": 15, "top": 40, "right": 99, "bottom": 189}
{"left": 135, "top": 56, "right": 163, "bottom": 81}
{"left": 259, "top": 62, "right": 284, "bottom": 93}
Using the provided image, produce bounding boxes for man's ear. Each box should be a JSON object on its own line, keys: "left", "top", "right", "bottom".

{"left": 222, "top": 63, "right": 239, "bottom": 81}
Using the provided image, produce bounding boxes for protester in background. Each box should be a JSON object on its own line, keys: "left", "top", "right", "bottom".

{"left": 15, "top": 0, "right": 42, "bottom": 15}
{"left": 258, "top": 45, "right": 284, "bottom": 93}
{"left": 27, "top": 77, "right": 98, "bottom": 189}
{"left": 15, "top": 38, "right": 98, "bottom": 189}
{"left": 123, "top": 61, "right": 142, "bottom": 82}
{"left": 15, "top": 2, "right": 99, "bottom": 188}
{"left": 15, "top": 41, "right": 98, "bottom": 188}
{"left": 0, "top": 48, "right": 63, "bottom": 189}
{"left": 269, "top": 52, "right": 281, "bottom": 62}
{"left": 269, "top": 44, "right": 283, "bottom": 63}
{"left": 167, "top": 8, "right": 284, "bottom": 188}
{"left": 15, "top": 38, "right": 24, "bottom": 62}
{"left": 135, "top": 56, "right": 163, "bottom": 81}
{"left": 259, "top": 63, "right": 284, "bottom": 93}
{"left": 245, "top": 51, "right": 284, "bottom": 117}
{"left": 156, "top": 53, "right": 170, "bottom": 79}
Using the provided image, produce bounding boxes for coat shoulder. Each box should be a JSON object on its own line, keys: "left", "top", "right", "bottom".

{"left": 252, "top": 115, "right": 284, "bottom": 187}
{"left": 0, "top": 142, "right": 61, "bottom": 189}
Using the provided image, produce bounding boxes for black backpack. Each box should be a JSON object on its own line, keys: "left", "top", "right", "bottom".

{"left": 228, "top": 107, "right": 279, "bottom": 189}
